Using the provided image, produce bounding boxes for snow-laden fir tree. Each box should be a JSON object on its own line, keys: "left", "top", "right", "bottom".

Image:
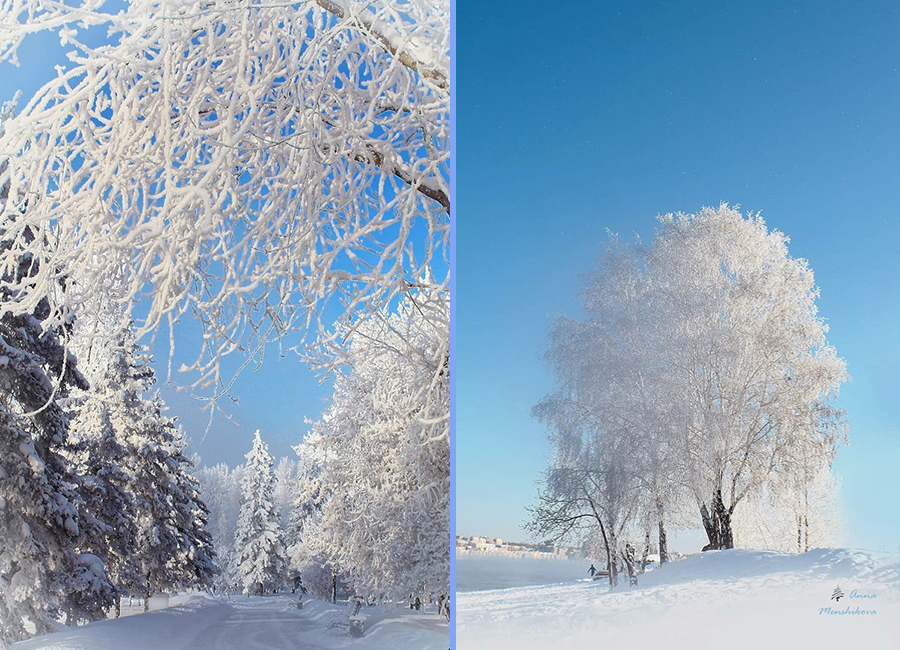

{"left": 0, "top": 249, "right": 98, "bottom": 642}
{"left": 295, "top": 286, "right": 449, "bottom": 599}
{"left": 0, "top": 102, "right": 109, "bottom": 642}
{"left": 71, "top": 322, "right": 216, "bottom": 599}
{"left": 63, "top": 312, "right": 148, "bottom": 617}
{"left": 64, "top": 394, "right": 138, "bottom": 621}
{"left": 129, "top": 392, "right": 216, "bottom": 598}
{"left": 234, "top": 431, "right": 288, "bottom": 596}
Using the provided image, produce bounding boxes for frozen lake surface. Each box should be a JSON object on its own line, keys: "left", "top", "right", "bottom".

{"left": 457, "top": 554, "right": 593, "bottom": 592}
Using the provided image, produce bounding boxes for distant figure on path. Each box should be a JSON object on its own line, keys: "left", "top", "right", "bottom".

{"left": 588, "top": 564, "right": 597, "bottom": 577}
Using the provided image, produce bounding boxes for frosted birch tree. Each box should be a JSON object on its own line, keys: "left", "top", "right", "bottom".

{"left": 298, "top": 286, "right": 449, "bottom": 598}
{"left": 648, "top": 206, "right": 847, "bottom": 549}
{"left": 531, "top": 235, "right": 689, "bottom": 571}
{"left": 0, "top": 0, "right": 450, "bottom": 395}
{"left": 534, "top": 204, "right": 848, "bottom": 558}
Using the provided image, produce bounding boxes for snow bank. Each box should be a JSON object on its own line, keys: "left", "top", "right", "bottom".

{"left": 458, "top": 548, "right": 900, "bottom": 650}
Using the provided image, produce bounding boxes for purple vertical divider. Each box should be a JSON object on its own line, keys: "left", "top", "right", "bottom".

{"left": 449, "top": 0, "right": 457, "bottom": 647}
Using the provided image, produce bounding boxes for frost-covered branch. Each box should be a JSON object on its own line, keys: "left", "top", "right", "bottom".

{"left": 0, "top": 0, "right": 450, "bottom": 394}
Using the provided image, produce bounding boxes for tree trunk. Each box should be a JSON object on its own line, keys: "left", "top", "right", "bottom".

{"left": 658, "top": 517, "right": 669, "bottom": 564}
{"left": 607, "top": 532, "right": 619, "bottom": 588}
{"left": 804, "top": 515, "right": 809, "bottom": 553}
{"left": 700, "top": 502, "right": 718, "bottom": 550}
{"left": 115, "top": 595, "right": 121, "bottom": 618}
{"left": 623, "top": 543, "right": 638, "bottom": 586}
{"left": 700, "top": 490, "right": 734, "bottom": 550}
{"left": 331, "top": 569, "right": 337, "bottom": 604}
{"left": 640, "top": 531, "right": 650, "bottom": 573}
{"left": 715, "top": 490, "right": 734, "bottom": 549}
{"left": 797, "top": 515, "right": 802, "bottom": 553}
{"left": 595, "top": 518, "right": 616, "bottom": 587}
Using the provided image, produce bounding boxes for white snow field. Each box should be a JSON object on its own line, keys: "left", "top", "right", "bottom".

{"left": 11, "top": 594, "right": 449, "bottom": 650}
{"left": 458, "top": 548, "right": 900, "bottom": 650}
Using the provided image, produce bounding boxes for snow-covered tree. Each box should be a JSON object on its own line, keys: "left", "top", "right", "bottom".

{"left": 0, "top": 0, "right": 450, "bottom": 396}
{"left": 195, "top": 462, "right": 246, "bottom": 589}
{"left": 130, "top": 392, "right": 216, "bottom": 597}
{"left": 648, "top": 206, "right": 847, "bottom": 549}
{"left": 65, "top": 394, "right": 138, "bottom": 620}
{"left": 0, "top": 276, "right": 95, "bottom": 642}
{"left": 532, "top": 234, "right": 691, "bottom": 570}
{"left": 0, "top": 107, "right": 103, "bottom": 640}
{"left": 234, "top": 431, "right": 288, "bottom": 596}
{"left": 534, "top": 205, "right": 848, "bottom": 558}
{"left": 733, "top": 461, "right": 844, "bottom": 552}
{"left": 298, "top": 286, "right": 449, "bottom": 599}
{"left": 273, "top": 457, "right": 298, "bottom": 531}
{"left": 527, "top": 427, "right": 641, "bottom": 588}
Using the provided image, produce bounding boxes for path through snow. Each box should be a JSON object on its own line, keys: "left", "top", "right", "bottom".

{"left": 12, "top": 594, "right": 449, "bottom": 650}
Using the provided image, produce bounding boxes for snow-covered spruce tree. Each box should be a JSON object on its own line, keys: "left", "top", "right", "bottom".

{"left": 64, "top": 394, "right": 138, "bottom": 621}
{"left": 73, "top": 322, "right": 216, "bottom": 599}
{"left": 301, "top": 286, "right": 449, "bottom": 600}
{"left": 130, "top": 392, "right": 216, "bottom": 598}
{"left": 234, "top": 431, "right": 288, "bottom": 596}
{"left": 0, "top": 0, "right": 450, "bottom": 397}
{"left": 0, "top": 112, "right": 108, "bottom": 641}
{"left": 63, "top": 315, "right": 150, "bottom": 616}
{"left": 0, "top": 251, "right": 98, "bottom": 641}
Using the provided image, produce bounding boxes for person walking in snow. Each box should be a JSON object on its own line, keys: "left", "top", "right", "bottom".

{"left": 588, "top": 564, "right": 597, "bottom": 577}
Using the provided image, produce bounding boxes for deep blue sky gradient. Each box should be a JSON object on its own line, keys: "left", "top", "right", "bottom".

{"left": 457, "top": 0, "right": 900, "bottom": 551}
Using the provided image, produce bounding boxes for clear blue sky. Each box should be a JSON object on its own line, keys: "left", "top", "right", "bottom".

{"left": 1, "top": 25, "right": 331, "bottom": 468}
{"left": 457, "top": 0, "right": 900, "bottom": 551}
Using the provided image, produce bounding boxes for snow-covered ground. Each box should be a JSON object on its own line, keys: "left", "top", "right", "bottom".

{"left": 11, "top": 594, "right": 449, "bottom": 650}
{"left": 458, "top": 548, "right": 900, "bottom": 650}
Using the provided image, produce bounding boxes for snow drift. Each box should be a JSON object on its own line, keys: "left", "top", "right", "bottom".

{"left": 458, "top": 548, "right": 900, "bottom": 650}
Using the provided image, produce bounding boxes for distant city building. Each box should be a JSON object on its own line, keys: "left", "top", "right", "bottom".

{"left": 456, "top": 535, "right": 582, "bottom": 560}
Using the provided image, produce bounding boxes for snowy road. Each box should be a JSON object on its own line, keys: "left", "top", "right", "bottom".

{"left": 13, "top": 594, "right": 450, "bottom": 650}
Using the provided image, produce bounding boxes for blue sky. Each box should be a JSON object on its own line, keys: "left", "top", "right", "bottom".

{"left": 457, "top": 0, "right": 900, "bottom": 551}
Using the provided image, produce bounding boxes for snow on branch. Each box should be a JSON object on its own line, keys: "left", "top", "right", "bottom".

{"left": 0, "top": 0, "right": 450, "bottom": 393}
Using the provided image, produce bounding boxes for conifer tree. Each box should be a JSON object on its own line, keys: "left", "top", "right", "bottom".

{"left": 234, "top": 431, "right": 287, "bottom": 596}
{"left": 0, "top": 102, "right": 110, "bottom": 641}
{"left": 129, "top": 391, "right": 216, "bottom": 597}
